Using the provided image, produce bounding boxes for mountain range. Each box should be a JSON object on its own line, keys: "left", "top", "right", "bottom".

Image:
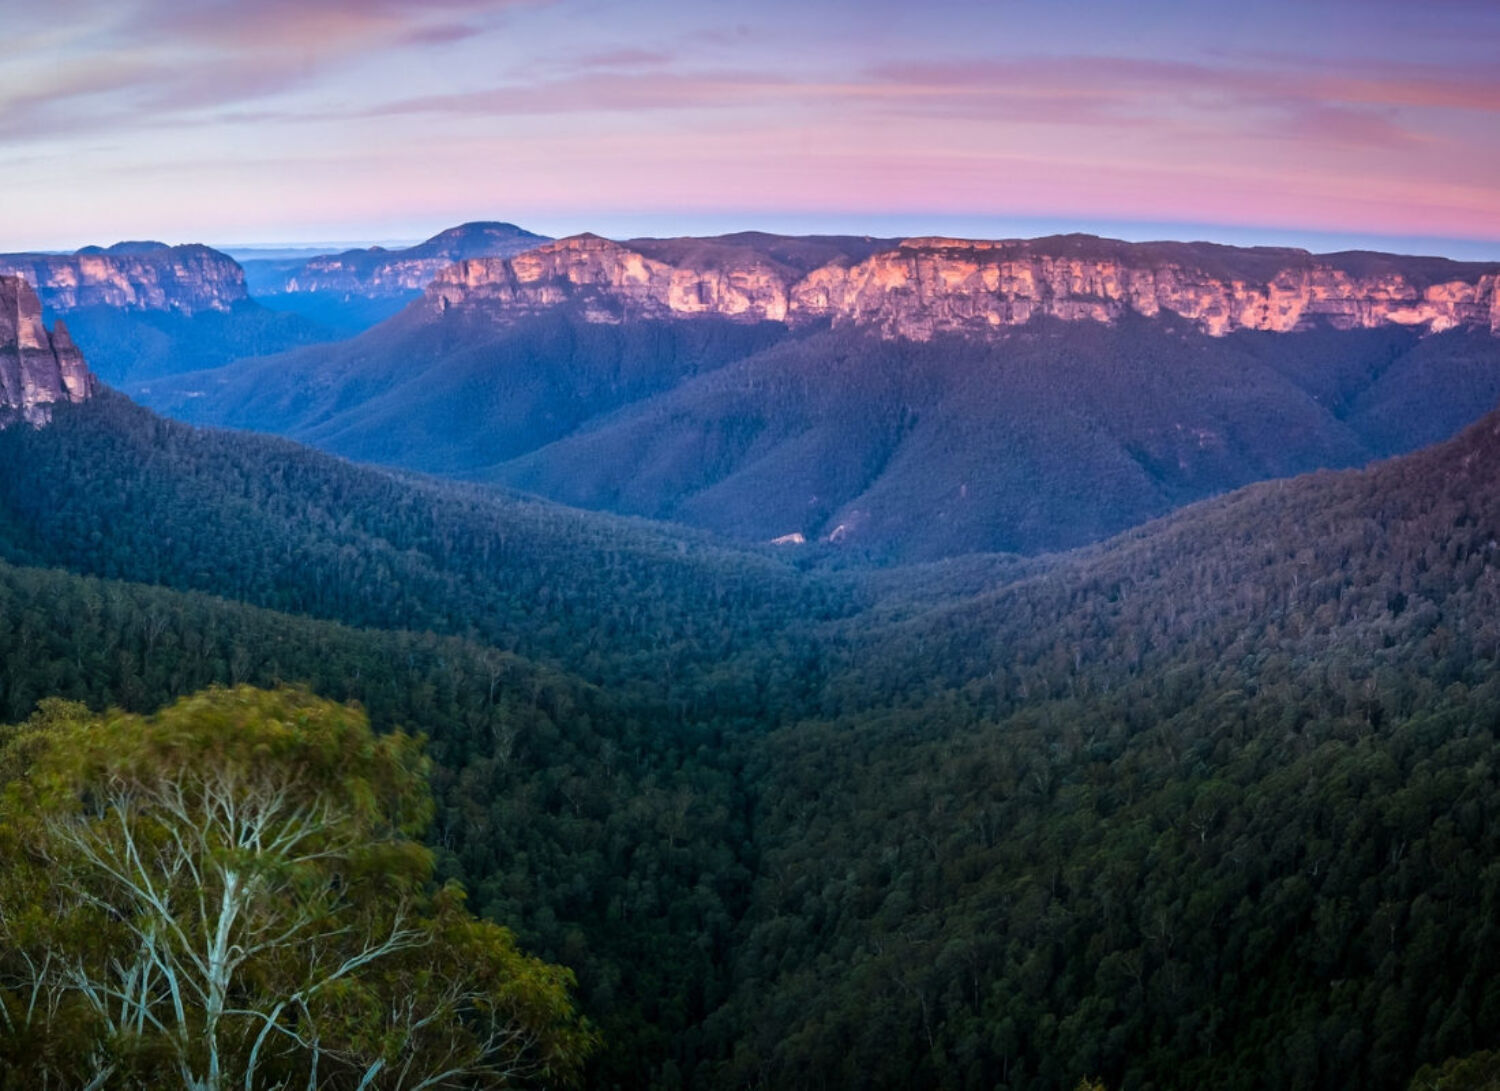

{"left": 134, "top": 230, "right": 1500, "bottom": 560}
{"left": 0, "top": 223, "right": 556, "bottom": 385}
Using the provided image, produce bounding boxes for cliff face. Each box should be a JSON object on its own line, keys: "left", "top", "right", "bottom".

{"left": 428, "top": 234, "right": 796, "bottom": 321}
{"left": 0, "top": 243, "right": 247, "bottom": 314}
{"left": 0, "top": 276, "right": 97, "bottom": 426}
{"left": 425, "top": 233, "right": 1500, "bottom": 339}
{"left": 284, "top": 222, "right": 551, "bottom": 296}
{"left": 791, "top": 237, "right": 1500, "bottom": 338}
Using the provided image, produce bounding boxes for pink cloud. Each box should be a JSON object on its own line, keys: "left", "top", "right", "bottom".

{"left": 134, "top": 0, "right": 535, "bottom": 52}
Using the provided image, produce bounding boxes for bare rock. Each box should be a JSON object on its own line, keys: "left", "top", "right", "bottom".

{"left": 0, "top": 276, "right": 99, "bottom": 426}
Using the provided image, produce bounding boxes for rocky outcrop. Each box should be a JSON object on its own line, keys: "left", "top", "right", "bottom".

{"left": 426, "top": 233, "right": 1500, "bottom": 339}
{"left": 283, "top": 222, "right": 551, "bottom": 297}
{"left": 0, "top": 242, "right": 247, "bottom": 314}
{"left": 428, "top": 234, "right": 797, "bottom": 321}
{"left": 0, "top": 276, "right": 97, "bottom": 426}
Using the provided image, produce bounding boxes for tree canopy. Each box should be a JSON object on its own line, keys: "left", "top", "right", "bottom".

{"left": 0, "top": 686, "right": 595, "bottom": 1090}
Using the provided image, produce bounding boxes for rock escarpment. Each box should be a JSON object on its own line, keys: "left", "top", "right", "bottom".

{"left": 0, "top": 242, "right": 247, "bottom": 314}
{"left": 429, "top": 233, "right": 800, "bottom": 322}
{"left": 283, "top": 222, "right": 551, "bottom": 297}
{"left": 426, "top": 232, "right": 1500, "bottom": 339}
{"left": 792, "top": 237, "right": 1500, "bottom": 338}
{"left": 0, "top": 276, "right": 97, "bottom": 426}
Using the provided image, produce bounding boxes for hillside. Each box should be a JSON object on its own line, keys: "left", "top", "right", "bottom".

{"left": 0, "top": 552, "right": 767, "bottom": 1081}
{"left": 492, "top": 318, "right": 1500, "bottom": 559}
{"left": 706, "top": 406, "right": 1500, "bottom": 1089}
{"left": 6, "top": 367, "right": 1500, "bottom": 1085}
{"left": 0, "top": 392, "right": 853, "bottom": 697}
{"left": 133, "top": 307, "right": 804, "bottom": 474}
{"left": 135, "top": 232, "right": 1500, "bottom": 560}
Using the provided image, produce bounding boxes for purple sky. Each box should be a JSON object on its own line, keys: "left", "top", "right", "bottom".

{"left": 3, "top": 0, "right": 1499, "bottom": 256}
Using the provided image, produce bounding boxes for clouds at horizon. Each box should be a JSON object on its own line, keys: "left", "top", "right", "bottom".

{"left": 1, "top": 0, "right": 1497, "bottom": 252}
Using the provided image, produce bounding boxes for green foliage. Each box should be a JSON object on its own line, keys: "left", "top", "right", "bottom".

{"left": 0, "top": 686, "right": 594, "bottom": 1089}
{"left": 686, "top": 409, "right": 1500, "bottom": 1089}
{"left": 0, "top": 391, "right": 852, "bottom": 700}
{"left": 1409, "top": 1051, "right": 1500, "bottom": 1090}
{"left": 0, "top": 556, "right": 757, "bottom": 1084}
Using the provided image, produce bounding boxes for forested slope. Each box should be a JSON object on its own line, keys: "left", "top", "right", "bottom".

{"left": 57, "top": 300, "right": 337, "bottom": 383}
{"left": 0, "top": 392, "right": 853, "bottom": 700}
{"left": 4, "top": 391, "right": 1500, "bottom": 1088}
{"left": 0, "top": 556, "right": 764, "bottom": 1083}
{"left": 703, "top": 411, "right": 1500, "bottom": 1089}
{"left": 491, "top": 320, "right": 1500, "bottom": 560}
{"left": 134, "top": 309, "right": 801, "bottom": 475}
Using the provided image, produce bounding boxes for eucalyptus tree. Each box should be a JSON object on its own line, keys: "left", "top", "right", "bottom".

{"left": 0, "top": 687, "right": 594, "bottom": 1090}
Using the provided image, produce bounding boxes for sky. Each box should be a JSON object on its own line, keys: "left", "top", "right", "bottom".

{"left": 2, "top": 0, "right": 1499, "bottom": 257}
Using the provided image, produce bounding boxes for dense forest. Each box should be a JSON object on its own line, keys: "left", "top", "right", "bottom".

{"left": 3, "top": 393, "right": 1500, "bottom": 1087}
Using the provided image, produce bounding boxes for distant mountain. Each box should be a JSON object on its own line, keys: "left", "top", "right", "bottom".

{"left": 0, "top": 241, "right": 337, "bottom": 384}
{"left": 136, "top": 231, "right": 1500, "bottom": 561}
{"left": 238, "top": 221, "right": 553, "bottom": 337}
{"left": 414, "top": 232, "right": 1498, "bottom": 337}
{"left": 0, "top": 276, "right": 95, "bottom": 426}
{"left": 75, "top": 240, "right": 179, "bottom": 257}
{"left": 285, "top": 221, "right": 552, "bottom": 294}
{"left": 130, "top": 231, "right": 900, "bottom": 475}
{"left": 0, "top": 242, "right": 248, "bottom": 314}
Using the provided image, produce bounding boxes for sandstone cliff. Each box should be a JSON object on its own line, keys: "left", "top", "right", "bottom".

{"left": 0, "top": 242, "right": 247, "bottom": 314}
{"left": 283, "top": 222, "right": 551, "bottom": 297}
{"left": 425, "top": 233, "right": 1500, "bottom": 339}
{"left": 428, "top": 233, "right": 799, "bottom": 321}
{"left": 0, "top": 276, "right": 97, "bottom": 426}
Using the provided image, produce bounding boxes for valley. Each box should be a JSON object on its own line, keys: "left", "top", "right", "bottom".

{"left": 124, "top": 229, "right": 1500, "bottom": 560}
{"left": 4, "top": 242, "right": 1500, "bottom": 1084}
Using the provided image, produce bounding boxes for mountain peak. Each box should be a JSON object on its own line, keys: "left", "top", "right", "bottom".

{"left": 429, "top": 221, "right": 539, "bottom": 240}
{"left": 550, "top": 232, "right": 617, "bottom": 247}
{"left": 102, "top": 240, "right": 174, "bottom": 256}
{"left": 281, "top": 221, "right": 553, "bottom": 296}
{"left": 0, "top": 275, "right": 97, "bottom": 426}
